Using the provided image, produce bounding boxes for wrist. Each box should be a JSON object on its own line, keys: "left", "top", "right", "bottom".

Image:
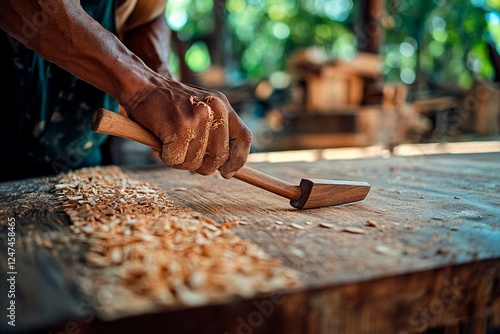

{"left": 118, "top": 67, "right": 164, "bottom": 113}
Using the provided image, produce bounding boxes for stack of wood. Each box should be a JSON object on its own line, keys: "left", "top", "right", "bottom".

{"left": 293, "top": 52, "right": 382, "bottom": 112}
{"left": 278, "top": 49, "right": 409, "bottom": 150}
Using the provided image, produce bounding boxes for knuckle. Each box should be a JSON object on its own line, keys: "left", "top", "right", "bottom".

{"left": 209, "top": 93, "right": 231, "bottom": 112}
{"left": 242, "top": 127, "right": 253, "bottom": 145}
{"left": 211, "top": 90, "right": 227, "bottom": 101}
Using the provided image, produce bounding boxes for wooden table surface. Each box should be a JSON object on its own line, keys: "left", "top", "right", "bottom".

{"left": 1, "top": 152, "right": 499, "bottom": 334}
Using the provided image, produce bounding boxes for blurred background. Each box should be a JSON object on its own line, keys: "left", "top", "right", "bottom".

{"left": 107, "top": 0, "right": 500, "bottom": 164}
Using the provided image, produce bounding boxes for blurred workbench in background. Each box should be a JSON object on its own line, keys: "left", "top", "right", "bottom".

{"left": 1, "top": 152, "right": 499, "bottom": 334}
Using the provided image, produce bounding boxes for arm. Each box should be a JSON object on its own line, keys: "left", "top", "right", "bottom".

{"left": 0, "top": 1, "right": 147, "bottom": 109}
{"left": 0, "top": 1, "right": 252, "bottom": 178}
{"left": 122, "top": 12, "right": 175, "bottom": 80}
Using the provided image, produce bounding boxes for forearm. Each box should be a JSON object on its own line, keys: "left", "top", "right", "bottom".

{"left": 0, "top": 1, "right": 252, "bottom": 177}
{"left": 0, "top": 0, "right": 161, "bottom": 108}
{"left": 123, "top": 14, "right": 175, "bottom": 80}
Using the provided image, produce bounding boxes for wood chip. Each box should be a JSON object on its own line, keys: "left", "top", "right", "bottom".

{"left": 366, "top": 220, "right": 379, "bottom": 228}
{"left": 55, "top": 166, "right": 299, "bottom": 316}
{"left": 374, "top": 245, "right": 395, "bottom": 255}
{"left": 342, "top": 227, "right": 366, "bottom": 234}
{"left": 290, "top": 223, "right": 305, "bottom": 230}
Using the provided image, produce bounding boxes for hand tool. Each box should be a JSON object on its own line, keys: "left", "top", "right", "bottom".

{"left": 91, "top": 109, "right": 370, "bottom": 209}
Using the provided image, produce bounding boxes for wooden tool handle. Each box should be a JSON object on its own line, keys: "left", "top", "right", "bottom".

{"left": 91, "top": 109, "right": 301, "bottom": 201}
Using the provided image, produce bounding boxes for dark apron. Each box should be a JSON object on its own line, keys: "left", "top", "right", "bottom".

{"left": 0, "top": 0, "right": 119, "bottom": 181}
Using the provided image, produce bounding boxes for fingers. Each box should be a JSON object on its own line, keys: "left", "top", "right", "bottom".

{"left": 218, "top": 110, "right": 252, "bottom": 179}
{"left": 170, "top": 102, "right": 212, "bottom": 170}
{"left": 167, "top": 94, "right": 249, "bottom": 178}
{"left": 133, "top": 83, "right": 250, "bottom": 176}
{"left": 160, "top": 132, "right": 189, "bottom": 166}
{"left": 195, "top": 103, "right": 230, "bottom": 175}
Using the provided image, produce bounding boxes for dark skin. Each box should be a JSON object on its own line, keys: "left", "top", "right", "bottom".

{"left": 0, "top": 1, "right": 252, "bottom": 178}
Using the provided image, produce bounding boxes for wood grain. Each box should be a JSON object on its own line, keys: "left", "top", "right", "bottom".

{"left": 291, "top": 178, "right": 370, "bottom": 209}
{"left": 1, "top": 152, "right": 499, "bottom": 333}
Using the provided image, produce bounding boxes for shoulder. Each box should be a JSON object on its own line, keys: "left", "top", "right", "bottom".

{"left": 116, "top": 0, "right": 167, "bottom": 37}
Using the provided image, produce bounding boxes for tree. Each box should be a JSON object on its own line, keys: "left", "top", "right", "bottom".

{"left": 166, "top": 0, "right": 499, "bottom": 88}
{"left": 385, "top": 0, "right": 497, "bottom": 89}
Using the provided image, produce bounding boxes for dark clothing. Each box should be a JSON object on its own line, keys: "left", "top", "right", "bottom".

{"left": 0, "top": 0, "right": 119, "bottom": 181}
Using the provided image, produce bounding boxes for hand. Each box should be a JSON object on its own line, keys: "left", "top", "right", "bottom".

{"left": 124, "top": 79, "right": 252, "bottom": 178}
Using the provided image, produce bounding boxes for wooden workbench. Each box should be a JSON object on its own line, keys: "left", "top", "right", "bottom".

{"left": 1, "top": 152, "right": 499, "bottom": 333}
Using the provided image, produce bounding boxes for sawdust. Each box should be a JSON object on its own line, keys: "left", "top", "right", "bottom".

{"left": 56, "top": 166, "right": 298, "bottom": 319}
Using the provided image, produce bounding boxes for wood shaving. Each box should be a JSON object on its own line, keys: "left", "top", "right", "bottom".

{"left": 374, "top": 245, "right": 396, "bottom": 255}
{"left": 366, "top": 219, "right": 385, "bottom": 232}
{"left": 342, "top": 227, "right": 367, "bottom": 235}
{"left": 290, "top": 223, "right": 305, "bottom": 230}
{"left": 56, "top": 166, "right": 298, "bottom": 318}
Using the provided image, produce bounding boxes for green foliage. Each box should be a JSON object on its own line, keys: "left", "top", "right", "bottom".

{"left": 166, "top": 0, "right": 214, "bottom": 38}
{"left": 228, "top": 1, "right": 357, "bottom": 78}
{"left": 185, "top": 42, "right": 211, "bottom": 71}
{"left": 167, "top": 0, "right": 357, "bottom": 79}
{"left": 385, "top": 0, "right": 493, "bottom": 88}
{"left": 166, "top": 0, "right": 498, "bottom": 88}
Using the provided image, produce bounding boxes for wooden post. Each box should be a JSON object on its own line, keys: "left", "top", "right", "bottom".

{"left": 211, "top": 0, "right": 227, "bottom": 67}
{"left": 356, "top": 0, "right": 385, "bottom": 54}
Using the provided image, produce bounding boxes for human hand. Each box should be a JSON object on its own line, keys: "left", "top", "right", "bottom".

{"left": 124, "top": 79, "right": 252, "bottom": 178}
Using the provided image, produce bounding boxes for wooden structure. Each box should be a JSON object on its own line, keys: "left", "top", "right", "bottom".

{"left": 271, "top": 107, "right": 386, "bottom": 150}
{"left": 467, "top": 81, "right": 500, "bottom": 136}
{"left": 292, "top": 52, "right": 382, "bottom": 113}
{"left": 1, "top": 151, "right": 499, "bottom": 333}
{"left": 275, "top": 51, "right": 412, "bottom": 151}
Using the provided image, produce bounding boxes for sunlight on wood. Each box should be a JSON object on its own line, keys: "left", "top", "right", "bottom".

{"left": 248, "top": 141, "right": 500, "bottom": 163}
